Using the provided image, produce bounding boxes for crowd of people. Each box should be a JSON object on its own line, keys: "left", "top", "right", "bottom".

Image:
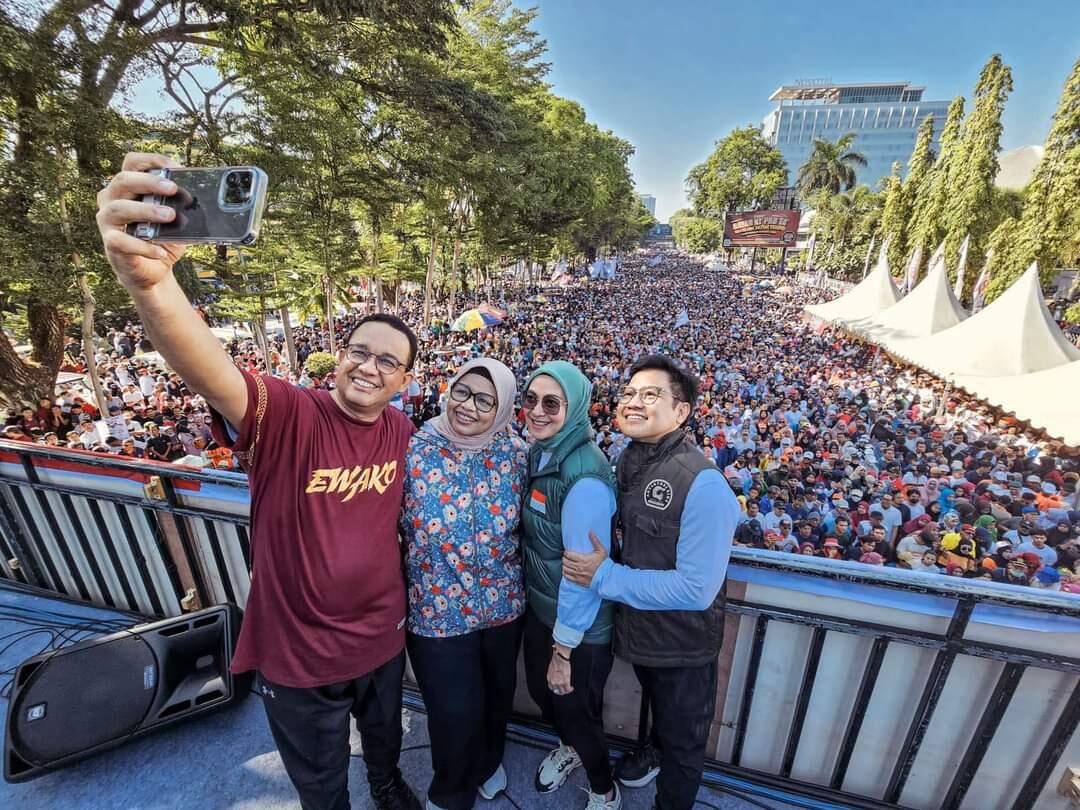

{"left": 4, "top": 248, "right": 1080, "bottom": 596}
{"left": 0, "top": 156, "right": 1076, "bottom": 810}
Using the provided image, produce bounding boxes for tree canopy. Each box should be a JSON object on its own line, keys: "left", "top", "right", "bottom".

{"left": 797, "top": 133, "right": 867, "bottom": 196}
{"left": 0, "top": 0, "right": 652, "bottom": 409}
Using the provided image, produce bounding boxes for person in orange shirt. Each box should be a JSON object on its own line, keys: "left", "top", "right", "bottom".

{"left": 1035, "top": 482, "right": 1065, "bottom": 512}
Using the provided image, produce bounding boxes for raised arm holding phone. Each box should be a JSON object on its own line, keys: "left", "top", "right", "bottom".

{"left": 96, "top": 153, "right": 424, "bottom": 810}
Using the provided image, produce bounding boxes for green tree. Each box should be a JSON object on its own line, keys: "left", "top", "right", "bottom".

{"left": 797, "top": 133, "right": 868, "bottom": 195}
{"left": 909, "top": 96, "right": 965, "bottom": 257}
{"left": 0, "top": 0, "right": 458, "bottom": 409}
{"left": 879, "top": 163, "right": 908, "bottom": 272}
{"left": 807, "top": 186, "right": 883, "bottom": 278}
{"left": 685, "top": 126, "right": 787, "bottom": 218}
{"left": 672, "top": 217, "right": 722, "bottom": 254}
{"left": 985, "top": 55, "right": 1080, "bottom": 302}
{"left": 899, "top": 114, "right": 936, "bottom": 269}
{"left": 943, "top": 54, "right": 1013, "bottom": 277}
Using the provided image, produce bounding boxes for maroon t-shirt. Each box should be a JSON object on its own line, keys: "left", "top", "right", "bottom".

{"left": 212, "top": 373, "right": 414, "bottom": 687}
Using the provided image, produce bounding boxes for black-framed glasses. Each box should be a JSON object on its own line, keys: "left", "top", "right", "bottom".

{"left": 450, "top": 383, "right": 496, "bottom": 413}
{"left": 343, "top": 344, "right": 406, "bottom": 375}
{"left": 619, "top": 386, "right": 676, "bottom": 406}
{"left": 523, "top": 391, "right": 564, "bottom": 416}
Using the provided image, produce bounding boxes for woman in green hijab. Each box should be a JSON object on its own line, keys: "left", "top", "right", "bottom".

{"left": 519, "top": 361, "right": 621, "bottom": 809}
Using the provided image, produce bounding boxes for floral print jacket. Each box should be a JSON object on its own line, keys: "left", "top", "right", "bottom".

{"left": 401, "top": 424, "right": 528, "bottom": 637}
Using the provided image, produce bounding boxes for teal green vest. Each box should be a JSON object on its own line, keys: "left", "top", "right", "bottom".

{"left": 521, "top": 435, "right": 616, "bottom": 644}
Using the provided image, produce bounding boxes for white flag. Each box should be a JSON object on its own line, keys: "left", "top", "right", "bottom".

{"left": 926, "top": 240, "right": 946, "bottom": 278}
{"left": 903, "top": 243, "right": 924, "bottom": 293}
{"left": 674, "top": 309, "right": 690, "bottom": 329}
{"left": 806, "top": 232, "right": 817, "bottom": 269}
{"left": 953, "top": 235, "right": 970, "bottom": 299}
{"left": 971, "top": 249, "right": 993, "bottom": 312}
{"left": 861, "top": 234, "right": 876, "bottom": 279}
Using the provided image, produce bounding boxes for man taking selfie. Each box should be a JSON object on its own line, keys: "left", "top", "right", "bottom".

{"left": 96, "top": 152, "right": 421, "bottom": 810}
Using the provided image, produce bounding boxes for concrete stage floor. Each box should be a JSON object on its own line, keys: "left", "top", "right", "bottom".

{"left": 0, "top": 585, "right": 811, "bottom": 810}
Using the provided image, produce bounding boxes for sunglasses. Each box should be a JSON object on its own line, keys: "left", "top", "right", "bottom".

{"left": 450, "top": 383, "right": 496, "bottom": 413}
{"left": 524, "top": 391, "right": 565, "bottom": 416}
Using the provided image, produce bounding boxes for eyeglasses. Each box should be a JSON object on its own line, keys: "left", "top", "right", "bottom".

{"left": 450, "top": 383, "right": 496, "bottom": 413}
{"left": 343, "top": 344, "right": 406, "bottom": 375}
{"left": 619, "top": 386, "right": 677, "bottom": 406}
{"left": 524, "top": 391, "right": 565, "bottom": 416}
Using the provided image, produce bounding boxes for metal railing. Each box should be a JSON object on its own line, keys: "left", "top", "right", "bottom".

{"left": 1, "top": 440, "right": 1078, "bottom": 810}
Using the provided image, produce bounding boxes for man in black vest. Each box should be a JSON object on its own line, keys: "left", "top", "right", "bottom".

{"left": 563, "top": 355, "right": 738, "bottom": 810}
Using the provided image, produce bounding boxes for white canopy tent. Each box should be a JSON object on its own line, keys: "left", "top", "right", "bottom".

{"left": 804, "top": 248, "right": 901, "bottom": 325}
{"left": 845, "top": 250, "right": 967, "bottom": 343}
{"left": 884, "top": 263, "right": 1080, "bottom": 378}
{"left": 951, "top": 360, "right": 1080, "bottom": 446}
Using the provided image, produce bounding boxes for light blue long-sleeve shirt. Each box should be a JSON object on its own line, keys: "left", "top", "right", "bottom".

{"left": 552, "top": 477, "right": 616, "bottom": 648}
{"left": 591, "top": 468, "right": 737, "bottom": 611}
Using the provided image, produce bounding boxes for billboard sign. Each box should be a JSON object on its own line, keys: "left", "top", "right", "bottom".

{"left": 723, "top": 210, "right": 801, "bottom": 248}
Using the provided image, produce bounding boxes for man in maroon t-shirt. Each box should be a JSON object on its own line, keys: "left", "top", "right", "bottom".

{"left": 96, "top": 153, "right": 422, "bottom": 810}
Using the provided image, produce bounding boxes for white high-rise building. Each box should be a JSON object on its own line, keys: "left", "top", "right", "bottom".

{"left": 638, "top": 194, "right": 656, "bottom": 217}
{"left": 761, "top": 82, "right": 950, "bottom": 190}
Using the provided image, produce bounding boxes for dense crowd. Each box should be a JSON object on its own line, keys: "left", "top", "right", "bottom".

{"left": 4, "top": 250, "right": 1079, "bottom": 594}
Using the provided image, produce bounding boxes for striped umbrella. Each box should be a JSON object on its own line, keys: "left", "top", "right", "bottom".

{"left": 451, "top": 307, "right": 504, "bottom": 332}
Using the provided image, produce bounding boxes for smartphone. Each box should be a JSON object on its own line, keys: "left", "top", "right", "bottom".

{"left": 128, "top": 166, "right": 268, "bottom": 245}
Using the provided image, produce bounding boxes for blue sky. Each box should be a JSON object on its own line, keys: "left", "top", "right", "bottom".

{"left": 521, "top": 0, "right": 1080, "bottom": 220}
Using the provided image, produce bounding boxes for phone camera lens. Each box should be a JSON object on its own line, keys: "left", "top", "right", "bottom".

{"left": 223, "top": 170, "right": 253, "bottom": 205}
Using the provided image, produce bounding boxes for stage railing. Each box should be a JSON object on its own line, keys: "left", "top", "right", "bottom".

{"left": 2, "top": 440, "right": 1078, "bottom": 810}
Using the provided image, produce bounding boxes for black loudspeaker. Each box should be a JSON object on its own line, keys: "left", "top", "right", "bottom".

{"left": 4, "top": 603, "right": 248, "bottom": 782}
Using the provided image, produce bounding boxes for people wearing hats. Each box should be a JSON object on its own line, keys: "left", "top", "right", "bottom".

{"left": 1031, "top": 567, "right": 1061, "bottom": 591}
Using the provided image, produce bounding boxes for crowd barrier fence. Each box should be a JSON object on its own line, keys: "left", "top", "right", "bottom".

{"left": 1, "top": 440, "right": 1078, "bottom": 810}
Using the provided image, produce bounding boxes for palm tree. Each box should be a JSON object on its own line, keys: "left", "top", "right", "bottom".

{"left": 797, "top": 133, "right": 869, "bottom": 195}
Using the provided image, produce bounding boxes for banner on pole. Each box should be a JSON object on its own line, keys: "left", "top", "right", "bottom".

{"left": 722, "top": 210, "right": 800, "bottom": 248}
{"left": 954, "top": 235, "right": 970, "bottom": 300}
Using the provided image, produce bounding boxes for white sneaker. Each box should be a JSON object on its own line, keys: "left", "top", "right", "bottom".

{"left": 478, "top": 763, "right": 506, "bottom": 800}
{"left": 585, "top": 782, "right": 622, "bottom": 809}
{"left": 535, "top": 741, "right": 581, "bottom": 793}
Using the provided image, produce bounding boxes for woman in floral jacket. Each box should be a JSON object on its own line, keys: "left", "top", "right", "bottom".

{"left": 401, "top": 357, "right": 528, "bottom": 810}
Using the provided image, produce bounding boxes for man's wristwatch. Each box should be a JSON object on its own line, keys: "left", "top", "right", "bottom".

{"left": 552, "top": 644, "right": 571, "bottom": 662}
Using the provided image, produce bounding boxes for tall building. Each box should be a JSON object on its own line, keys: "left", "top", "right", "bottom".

{"left": 638, "top": 193, "right": 656, "bottom": 217}
{"left": 761, "top": 82, "right": 950, "bottom": 191}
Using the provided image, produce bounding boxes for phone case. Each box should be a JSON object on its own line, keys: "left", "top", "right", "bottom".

{"left": 128, "top": 167, "right": 268, "bottom": 245}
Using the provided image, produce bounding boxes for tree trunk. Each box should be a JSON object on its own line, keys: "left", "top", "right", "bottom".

{"left": 55, "top": 156, "right": 103, "bottom": 412}
{"left": 0, "top": 301, "right": 66, "bottom": 409}
{"left": 370, "top": 213, "right": 385, "bottom": 314}
{"left": 423, "top": 229, "right": 438, "bottom": 326}
{"left": 251, "top": 312, "right": 273, "bottom": 374}
{"left": 280, "top": 306, "right": 297, "bottom": 371}
{"left": 449, "top": 235, "right": 462, "bottom": 315}
{"left": 324, "top": 277, "right": 336, "bottom": 354}
{"left": 76, "top": 274, "right": 107, "bottom": 413}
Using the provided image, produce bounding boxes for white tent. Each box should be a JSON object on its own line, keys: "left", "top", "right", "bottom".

{"left": 885, "top": 263, "right": 1080, "bottom": 378}
{"left": 845, "top": 250, "right": 967, "bottom": 343}
{"left": 952, "top": 360, "right": 1080, "bottom": 446}
{"left": 804, "top": 249, "right": 901, "bottom": 324}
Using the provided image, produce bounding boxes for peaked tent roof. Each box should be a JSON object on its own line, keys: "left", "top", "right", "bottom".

{"left": 885, "top": 263, "right": 1080, "bottom": 378}
{"left": 953, "top": 360, "right": 1080, "bottom": 447}
{"left": 845, "top": 253, "right": 967, "bottom": 343}
{"left": 804, "top": 252, "right": 901, "bottom": 324}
